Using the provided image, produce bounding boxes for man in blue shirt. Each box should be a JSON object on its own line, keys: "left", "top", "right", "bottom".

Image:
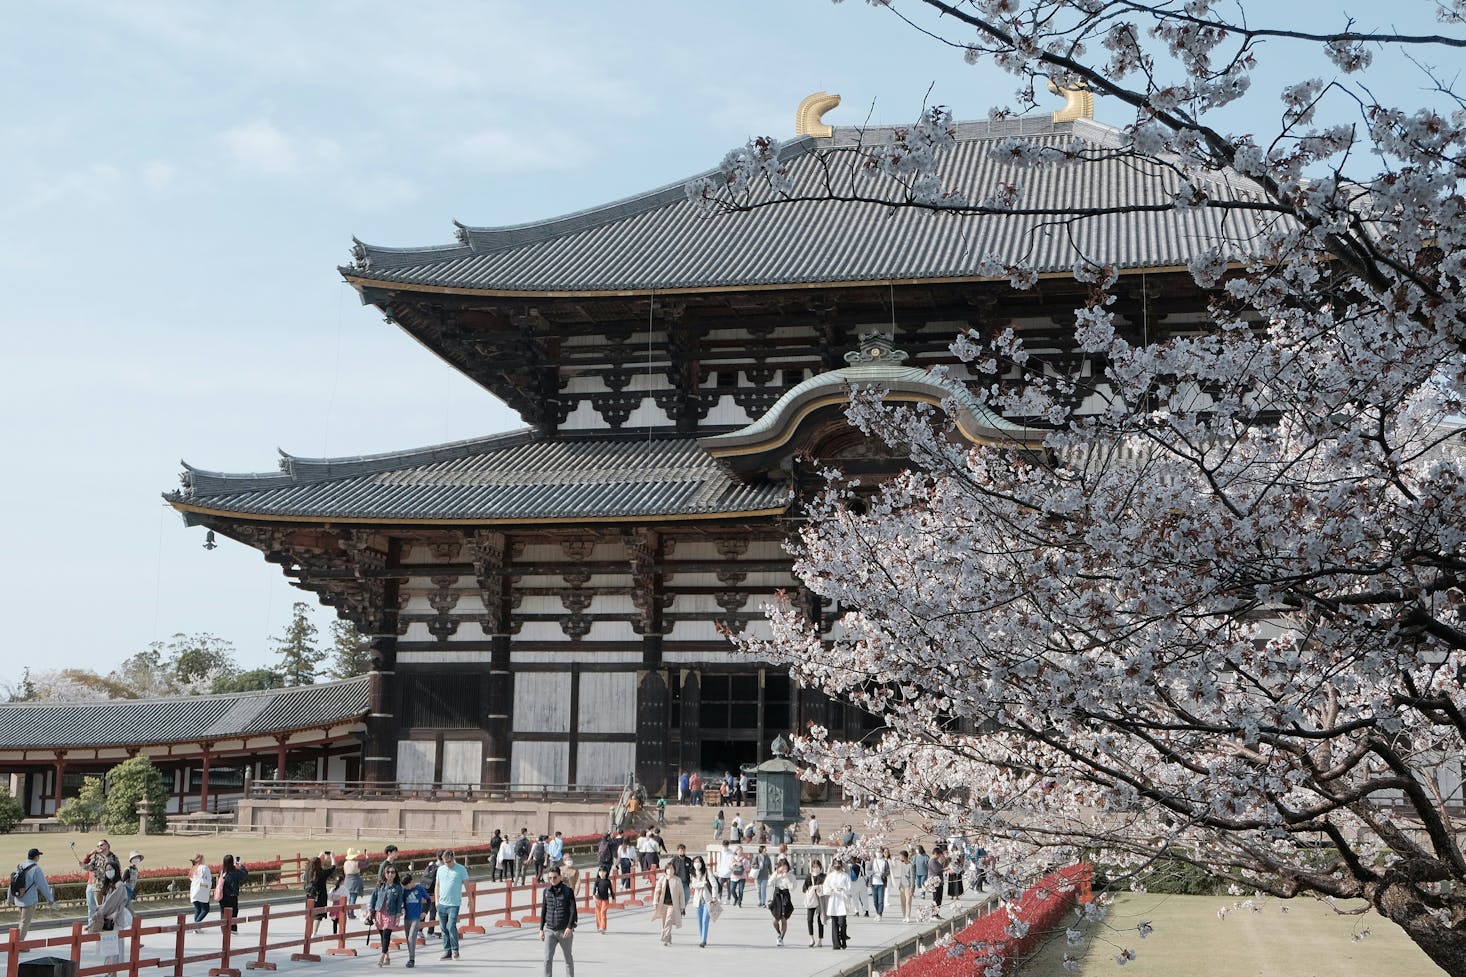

{"left": 434, "top": 850, "right": 469, "bottom": 960}
{"left": 8, "top": 847, "right": 56, "bottom": 939}
{"left": 546, "top": 832, "right": 564, "bottom": 871}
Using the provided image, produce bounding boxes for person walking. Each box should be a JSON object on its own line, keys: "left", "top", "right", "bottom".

{"left": 807, "top": 815, "right": 821, "bottom": 845}
{"left": 305, "top": 854, "right": 334, "bottom": 937}
{"left": 342, "top": 849, "right": 365, "bottom": 919}
{"left": 870, "top": 848, "right": 890, "bottom": 919}
{"left": 434, "top": 850, "right": 468, "bottom": 960}
{"left": 368, "top": 863, "right": 405, "bottom": 967}
{"left": 824, "top": 858, "right": 852, "bottom": 950}
{"left": 122, "top": 851, "right": 143, "bottom": 907}
{"left": 802, "top": 859, "right": 827, "bottom": 946}
{"left": 711, "top": 809, "right": 725, "bottom": 843}
{"left": 929, "top": 849, "right": 948, "bottom": 916}
{"left": 752, "top": 844, "right": 772, "bottom": 908}
{"left": 529, "top": 836, "right": 548, "bottom": 882}
{"left": 546, "top": 832, "right": 565, "bottom": 871}
{"left": 560, "top": 856, "right": 581, "bottom": 900}
{"left": 88, "top": 873, "right": 133, "bottom": 966}
{"left": 687, "top": 856, "right": 720, "bottom": 948}
{"left": 218, "top": 854, "right": 249, "bottom": 932}
{"left": 378, "top": 845, "right": 401, "bottom": 882}
{"left": 515, "top": 831, "right": 533, "bottom": 885}
{"left": 892, "top": 850, "right": 915, "bottom": 923}
{"left": 848, "top": 857, "right": 870, "bottom": 918}
{"left": 912, "top": 846, "right": 930, "bottom": 900}
{"left": 8, "top": 847, "right": 55, "bottom": 939}
{"left": 539, "top": 866, "right": 577, "bottom": 976}
{"left": 728, "top": 846, "right": 749, "bottom": 907}
{"left": 401, "top": 870, "right": 430, "bottom": 968}
{"left": 591, "top": 865, "right": 613, "bottom": 934}
{"left": 671, "top": 844, "right": 691, "bottom": 901}
{"left": 496, "top": 836, "right": 516, "bottom": 883}
{"left": 767, "top": 858, "right": 795, "bottom": 946}
{"left": 617, "top": 836, "right": 636, "bottom": 889}
{"left": 714, "top": 840, "right": 733, "bottom": 900}
{"left": 688, "top": 771, "right": 703, "bottom": 806}
{"left": 188, "top": 853, "right": 212, "bottom": 922}
{"left": 418, "top": 853, "right": 439, "bottom": 941}
{"left": 650, "top": 864, "right": 685, "bottom": 946}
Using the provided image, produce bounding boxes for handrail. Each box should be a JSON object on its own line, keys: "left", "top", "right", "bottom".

{"left": 244, "top": 780, "right": 623, "bottom": 803}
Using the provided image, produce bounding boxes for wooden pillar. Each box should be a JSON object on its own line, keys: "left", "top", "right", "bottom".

{"left": 51, "top": 752, "right": 65, "bottom": 815}
{"left": 678, "top": 671, "right": 701, "bottom": 776}
{"left": 475, "top": 531, "right": 513, "bottom": 789}
{"left": 275, "top": 736, "right": 288, "bottom": 781}
{"left": 200, "top": 744, "right": 213, "bottom": 813}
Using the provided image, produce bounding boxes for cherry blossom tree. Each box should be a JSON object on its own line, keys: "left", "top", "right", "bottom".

{"left": 697, "top": 0, "right": 1466, "bottom": 971}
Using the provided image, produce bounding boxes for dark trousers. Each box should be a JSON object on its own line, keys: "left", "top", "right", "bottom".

{"left": 806, "top": 908, "right": 824, "bottom": 939}
{"left": 830, "top": 914, "right": 848, "bottom": 949}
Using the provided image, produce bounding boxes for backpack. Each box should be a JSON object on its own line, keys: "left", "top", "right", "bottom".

{"left": 9, "top": 864, "right": 31, "bottom": 899}
{"left": 515, "top": 837, "right": 531, "bottom": 860}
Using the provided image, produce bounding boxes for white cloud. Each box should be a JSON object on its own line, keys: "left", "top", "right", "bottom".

{"left": 444, "top": 128, "right": 588, "bottom": 173}
{"left": 219, "top": 118, "right": 342, "bottom": 176}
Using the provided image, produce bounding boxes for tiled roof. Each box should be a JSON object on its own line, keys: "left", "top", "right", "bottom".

{"left": 171, "top": 430, "right": 791, "bottom": 523}
{"left": 0, "top": 677, "right": 371, "bottom": 749}
{"left": 344, "top": 116, "right": 1263, "bottom": 294}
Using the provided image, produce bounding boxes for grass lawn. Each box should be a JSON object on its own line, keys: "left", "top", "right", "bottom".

{"left": 1021, "top": 893, "right": 1445, "bottom": 977}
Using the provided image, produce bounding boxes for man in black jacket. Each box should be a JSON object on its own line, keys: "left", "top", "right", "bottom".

{"left": 539, "top": 867, "right": 577, "bottom": 976}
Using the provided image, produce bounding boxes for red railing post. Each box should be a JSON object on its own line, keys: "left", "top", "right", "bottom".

{"left": 519, "top": 876, "right": 541, "bottom": 925}
{"left": 495, "top": 878, "right": 522, "bottom": 929}
{"left": 208, "top": 909, "right": 241, "bottom": 977}
{"left": 459, "top": 883, "right": 485, "bottom": 936}
{"left": 172, "top": 913, "right": 187, "bottom": 977}
{"left": 291, "top": 900, "right": 321, "bottom": 963}
{"left": 126, "top": 913, "right": 144, "bottom": 977}
{"left": 246, "top": 903, "right": 277, "bottom": 971}
{"left": 6, "top": 927, "right": 21, "bottom": 977}
{"left": 326, "top": 897, "right": 356, "bottom": 957}
{"left": 621, "top": 865, "right": 645, "bottom": 908}
{"left": 70, "top": 921, "right": 84, "bottom": 971}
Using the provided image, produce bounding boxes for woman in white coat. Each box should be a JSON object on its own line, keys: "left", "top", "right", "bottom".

{"left": 822, "top": 858, "right": 852, "bottom": 950}
{"left": 650, "top": 864, "right": 686, "bottom": 946}
{"left": 687, "top": 856, "right": 721, "bottom": 948}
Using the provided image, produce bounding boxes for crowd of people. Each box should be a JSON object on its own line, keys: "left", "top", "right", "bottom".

{"left": 7, "top": 821, "right": 994, "bottom": 972}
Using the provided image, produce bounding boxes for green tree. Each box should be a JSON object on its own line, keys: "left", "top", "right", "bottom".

{"left": 0, "top": 784, "right": 23, "bottom": 832}
{"left": 3, "top": 668, "right": 36, "bottom": 702}
{"left": 115, "top": 634, "right": 239, "bottom": 696}
{"left": 102, "top": 756, "right": 167, "bottom": 834}
{"left": 57, "top": 776, "right": 105, "bottom": 830}
{"left": 272, "top": 602, "right": 324, "bottom": 686}
{"left": 211, "top": 668, "right": 286, "bottom": 694}
{"left": 325, "top": 619, "right": 370, "bottom": 679}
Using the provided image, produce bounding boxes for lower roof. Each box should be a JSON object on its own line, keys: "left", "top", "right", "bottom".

{"left": 170, "top": 431, "right": 792, "bottom": 525}
{"left": 0, "top": 676, "right": 371, "bottom": 749}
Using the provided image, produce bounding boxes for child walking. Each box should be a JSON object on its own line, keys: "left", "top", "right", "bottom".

{"left": 368, "top": 864, "right": 405, "bottom": 967}
{"left": 592, "top": 865, "right": 614, "bottom": 933}
{"left": 401, "top": 871, "right": 430, "bottom": 968}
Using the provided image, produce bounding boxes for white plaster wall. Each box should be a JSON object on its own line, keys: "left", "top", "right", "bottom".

{"left": 512, "top": 741, "right": 569, "bottom": 787}
{"left": 442, "top": 739, "right": 483, "bottom": 786}
{"left": 705, "top": 397, "right": 752, "bottom": 426}
{"left": 577, "top": 672, "right": 637, "bottom": 733}
{"left": 511, "top": 650, "right": 643, "bottom": 663}
{"left": 576, "top": 742, "right": 636, "bottom": 786}
{"left": 397, "top": 740, "right": 435, "bottom": 788}
{"left": 513, "top": 672, "right": 572, "bottom": 732}
{"left": 398, "top": 650, "right": 493, "bottom": 664}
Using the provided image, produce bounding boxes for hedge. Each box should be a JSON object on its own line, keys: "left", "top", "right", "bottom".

{"left": 888, "top": 863, "right": 1091, "bottom": 977}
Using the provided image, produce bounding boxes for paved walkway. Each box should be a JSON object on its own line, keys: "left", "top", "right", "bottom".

{"left": 13, "top": 885, "right": 994, "bottom": 977}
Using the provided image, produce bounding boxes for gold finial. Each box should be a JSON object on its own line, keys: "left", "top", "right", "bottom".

{"left": 1048, "top": 79, "right": 1094, "bottom": 122}
{"left": 795, "top": 91, "right": 841, "bottom": 137}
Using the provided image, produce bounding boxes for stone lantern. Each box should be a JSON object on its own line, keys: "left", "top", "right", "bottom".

{"left": 755, "top": 734, "right": 801, "bottom": 842}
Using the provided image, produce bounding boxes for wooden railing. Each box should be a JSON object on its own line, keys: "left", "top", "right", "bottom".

{"left": 244, "top": 780, "right": 622, "bottom": 804}
{"left": 0, "top": 865, "right": 664, "bottom": 977}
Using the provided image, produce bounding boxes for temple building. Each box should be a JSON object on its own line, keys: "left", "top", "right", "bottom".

{"left": 163, "top": 94, "right": 1251, "bottom": 796}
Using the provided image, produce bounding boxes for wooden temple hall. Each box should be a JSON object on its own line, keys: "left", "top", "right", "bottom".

{"left": 159, "top": 94, "right": 1240, "bottom": 797}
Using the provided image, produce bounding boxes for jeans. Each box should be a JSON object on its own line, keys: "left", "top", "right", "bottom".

{"left": 193, "top": 901, "right": 210, "bottom": 922}
{"left": 872, "top": 884, "right": 886, "bottom": 917}
{"left": 542, "top": 929, "right": 574, "bottom": 977}
{"left": 914, "top": 871, "right": 927, "bottom": 895}
{"left": 404, "top": 918, "right": 421, "bottom": 963}
{"left": 438, "top": 904, "right": 461, "bottom": 953}
{"left": 730, "top": 879, "right": 745, "bottom": 906}
{"left": 757, "top": 878, "right": 768, "bottom": 907}
{"left": 696, "top": 903, "right": 711, "bottom": 944}
{"left": 86, "top": 884, "right": 98, "bottom": 919}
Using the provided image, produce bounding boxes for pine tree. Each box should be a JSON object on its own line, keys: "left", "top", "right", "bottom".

{"left": 271, "top": 602, "right": 324, "bottom": 686}
{"left": 326, "top": 619, "right": 371, "bottom": 679}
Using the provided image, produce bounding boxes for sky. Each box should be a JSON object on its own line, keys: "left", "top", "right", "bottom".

{"left": 0, "top": 0, "right": 1449, "bottom": 685}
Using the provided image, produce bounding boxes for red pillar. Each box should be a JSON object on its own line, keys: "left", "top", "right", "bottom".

{"left": 51, "top": 753, "right": 66, "bottom": 815}
{"left": 200, "top": 745, "right": 213, "bottom": 813}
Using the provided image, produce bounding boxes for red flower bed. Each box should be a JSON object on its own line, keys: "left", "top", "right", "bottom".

{"left": 888, "top": 864, "right": 1092, "bottom": 977}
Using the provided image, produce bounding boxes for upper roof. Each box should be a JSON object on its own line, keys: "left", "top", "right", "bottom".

{"left": 0, "top": 676, "right": 370, "bottom": 749}
{"left": 170, "top": 430, "right": 792, "bottom": 524}
{"left": 343, "top": 115, "right": 1262, "bottom": 296}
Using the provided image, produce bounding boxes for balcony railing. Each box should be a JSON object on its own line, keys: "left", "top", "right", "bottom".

{"left": 245, "top": 778, "right": 623, "bottom": 804}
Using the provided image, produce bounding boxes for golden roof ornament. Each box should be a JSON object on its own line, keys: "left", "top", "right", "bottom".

{"left": 795, "top": 91, "right": 841, "bottom": 137}
{"left": 1048, "top": 78, "right": 1094, "bottom": 122}
{"left": 845, "top": 332, "right": 908, "bottom": 365}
